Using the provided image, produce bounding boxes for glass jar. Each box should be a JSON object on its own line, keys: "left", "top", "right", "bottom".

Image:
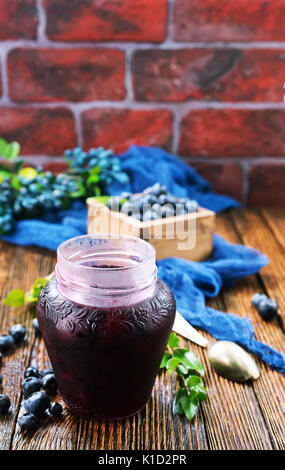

{"left": 36, "top": 235, "right": 176, "bottom": 420}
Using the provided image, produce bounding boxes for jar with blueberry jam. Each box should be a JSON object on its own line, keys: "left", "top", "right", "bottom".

{"left": 37, "top": 235, "right": 176, "bottom": 420}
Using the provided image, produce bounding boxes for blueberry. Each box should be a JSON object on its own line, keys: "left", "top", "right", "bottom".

{"left": 0, "top": 394, "right": 10, "bottom": 414}
{"left": 24, "top": 391, "right": 50, "bottom": 417}
{"left": 0, "top": 352, "right": 2, "bottom": 366}
{"left": 0, "top": 334, "right": 15, "bottom": 352}
{"left": 120, "top": 202, "right": 140, "bottom": 217}
{"left": 24, "top": 366, "right": 40, "bottom": 379}
{"left": 9, "top": 324, "right": 26, "bottom": 343}
{"left": 175, "top": 204, "right": 187, "bottom": 216}
{"left": 158, "top": 194, "right": 167, "bottom": 205}
{"left": 251, "top": 293, "right": 268, "bottom": 308}
{"left": 49, "top": 402, "right": 63, "bottom": 418}
{"left": 184, "top": 200, "right": 199, "bottom": 213}
{"left": 144, "top": 194, "right": 159, "bottom": 205}
{"left": 142, "top": 210, "right": 157, "bottom": 221}
{"left": 257, "top": 299, "right": 278, "bottom": 321}
{"left": 22, "top": 377, "right": 42, "bottom": 398}
{"left": 161, "top": 205, "right": 175, "bottom": 218}
{"left": 40, "top": 368, "right": 54, "bottom": 378}
{"left": 18, "top": 413, "right": 39, "bottom": 432}
{"left": 42, "top": 373, "right": 57, "bottom": 396}
{"left": 152, "top": 203, "right": 162, "bottom": 214}
{"left": 32, "top": 318, "right": 41, "bottom": 336}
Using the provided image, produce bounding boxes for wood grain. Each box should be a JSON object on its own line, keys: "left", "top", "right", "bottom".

{"left": 0, "top": 210, "right": 285, "bottom": 450}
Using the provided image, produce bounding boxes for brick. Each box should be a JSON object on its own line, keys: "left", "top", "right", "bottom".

{"left": 82, "top": 108, "right": 173, "bottom": 154}
{"left": 248, "top": 164, "right": 285, "bottom": 206}
{"left": 8, "top": 48, "right": 125, "bottom": 103}
{"left": 44, "top": 0, "right": 168, "bottom": 42}
{"left": 173, "top": 0, "right": 285, "bottom": 42}
{"left": 179, "top": 109, "right": 285, "bottom": 157}
{"left": 0, "top": 108, "right": 76, "bottom": 155}
{"left": 0, "top": 0, "right": 38, "bottom": 40}
{"left": 190, "top": 162, "right": 243, "bottom": 202}
{"left": 133, "top": 49, "right": 285, "bottom": 103}
{"left": 43, "top": 160, "right": 69, "bottom": 173}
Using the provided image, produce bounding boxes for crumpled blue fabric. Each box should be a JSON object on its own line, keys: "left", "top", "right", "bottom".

{"left": 2, "top": 145, "right": 284, "bottom": 374}
{"left": 158, "top": 236, "right": 285, "bottom": 375}
{"left": 107, "top": 145, "right": 241, "bottom": 212}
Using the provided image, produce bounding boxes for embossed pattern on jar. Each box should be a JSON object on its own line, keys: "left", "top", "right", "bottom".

{"left": 36, "top": 235, "right": 176, "bottom": 420}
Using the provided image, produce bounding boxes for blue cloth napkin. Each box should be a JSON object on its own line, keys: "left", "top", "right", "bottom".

{"left": 2, "top": 146, "right": 284, "bottom": 374}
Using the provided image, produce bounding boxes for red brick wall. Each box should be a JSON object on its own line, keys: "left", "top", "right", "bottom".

{"left": 0, "top": 0, "right": 285, "bottom": 206}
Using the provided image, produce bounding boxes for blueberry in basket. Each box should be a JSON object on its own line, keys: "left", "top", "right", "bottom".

{"left": 107, "top": 183, "right": 199, "bottom": 222}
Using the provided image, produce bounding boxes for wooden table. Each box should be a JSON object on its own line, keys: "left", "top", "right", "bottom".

{"left": 0, "top": 209, "right": 284, "bottom": 451}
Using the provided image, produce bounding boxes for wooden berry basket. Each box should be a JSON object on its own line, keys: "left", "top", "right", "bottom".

{"left": 87, "top": 198, "right": 215, "bottom": 262}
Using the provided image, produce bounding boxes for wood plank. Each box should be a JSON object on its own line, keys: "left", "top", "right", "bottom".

{"left": 219, "top": 210, "right": 285, "bottom": 449}
{"left": 0, "top": 242, "right": 55, "bottom": 450}
{"left": 195, "top": 298, "right": 272, "bottom": 450}
{"left": 261, "top": 208, "right": 285, "bottom": 253}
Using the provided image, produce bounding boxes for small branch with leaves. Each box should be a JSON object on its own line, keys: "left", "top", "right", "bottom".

{"left": 4, "top": 273, "right": 54, "bottom": 309}
{"left": 160, "top": 332, "right": 207, "bottom": 420}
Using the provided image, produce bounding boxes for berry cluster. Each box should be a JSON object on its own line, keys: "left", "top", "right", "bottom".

{"left": 0, "top": 321, "right": 62, "bottom": 432}
{"left": 64, "top": 147, "right": 129, "bottom": 186}
{"left": 0, "top": 173, "right": 80, "bottom": 236}
{"left": 0, "top": 323, "right": 27, "bottom": 416}
{"left": 107, "top": 182, "right": 199, "bottom": 221}
{"left": 19, "top": 366, "right": 63, "bottom": 432}
{"left": 15, "top": 172, "right": 80, "bottom": 216}
{"left": 0, "top": 146, "right": 130, "bottom": 236}
{"left": 251, "top": 293, "right": 278, "bottom": 321}
{"left": 0, "top": 178, "right": 15, "bottom": 234}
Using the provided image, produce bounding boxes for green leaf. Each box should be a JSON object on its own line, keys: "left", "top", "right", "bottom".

{"left": 4, "top": 289, "right": 25, "bottom": 307}
{"left": 160, "top": 353, "right": 172, "bottom": 369}
{"left": 13, "top": 158, "right": 24, "bottom": 173}
{"left": 95, "top": 186, "right": 101, "bottom": 196}
{"left": 87, "top": 173, "right": 100, "bottom": 186}
{"left": 7, "top": 142, "right": 20, "bottom": 160}
{"left": 187, "top": 376, "right": 207, "bottom": 400}
{"left": 31, "top": 277, "right": 49, "bottom": 300}
{"left": 70, "top": 181, "right": 86, "bottom": 198}
{"left": 11, "top": 175, "right": 20, "bottom": 190}
{"left": 0, "top": 138, "right": 20, "bottom": 161}
{"left": 168, "top": 332, "right": 180, "bottom": 349}
{"left": 173, "top": 349, "right": 205, "bottom": 377}
{"left": 166, "top": 357, "right": 181, "bottom": 374}
{"left": 175, "top": 387, "right": 188, "bottom": 415}
{"left": 180, "top": 395, "right": 199, "bottom": 420}
{"left": 177, "top": 363, "right": 189, "bottom": 376}
{"left": 90, "top": 165, "right": 101, "bottom": 175}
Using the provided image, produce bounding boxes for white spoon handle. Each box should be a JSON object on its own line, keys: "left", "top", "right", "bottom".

{"left": 173, "top": 311, "right": 210, "bottom": 348}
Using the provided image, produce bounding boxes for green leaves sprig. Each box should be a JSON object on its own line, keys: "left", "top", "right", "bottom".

{"left": 160, "top": 332, "right": 207, "bottom": 420}
{"left": 0, "top": 138, "right": 24, "bottom": 179}
{"left": 4, "top": 274, "right": 53, "bottom": 308}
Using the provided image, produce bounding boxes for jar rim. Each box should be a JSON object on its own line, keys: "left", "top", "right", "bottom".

{"left": 57, "top": 233, "right": 156, "bottom": 271}
{"left": 55, "top": 234, "right": 157, "bottom": 307}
